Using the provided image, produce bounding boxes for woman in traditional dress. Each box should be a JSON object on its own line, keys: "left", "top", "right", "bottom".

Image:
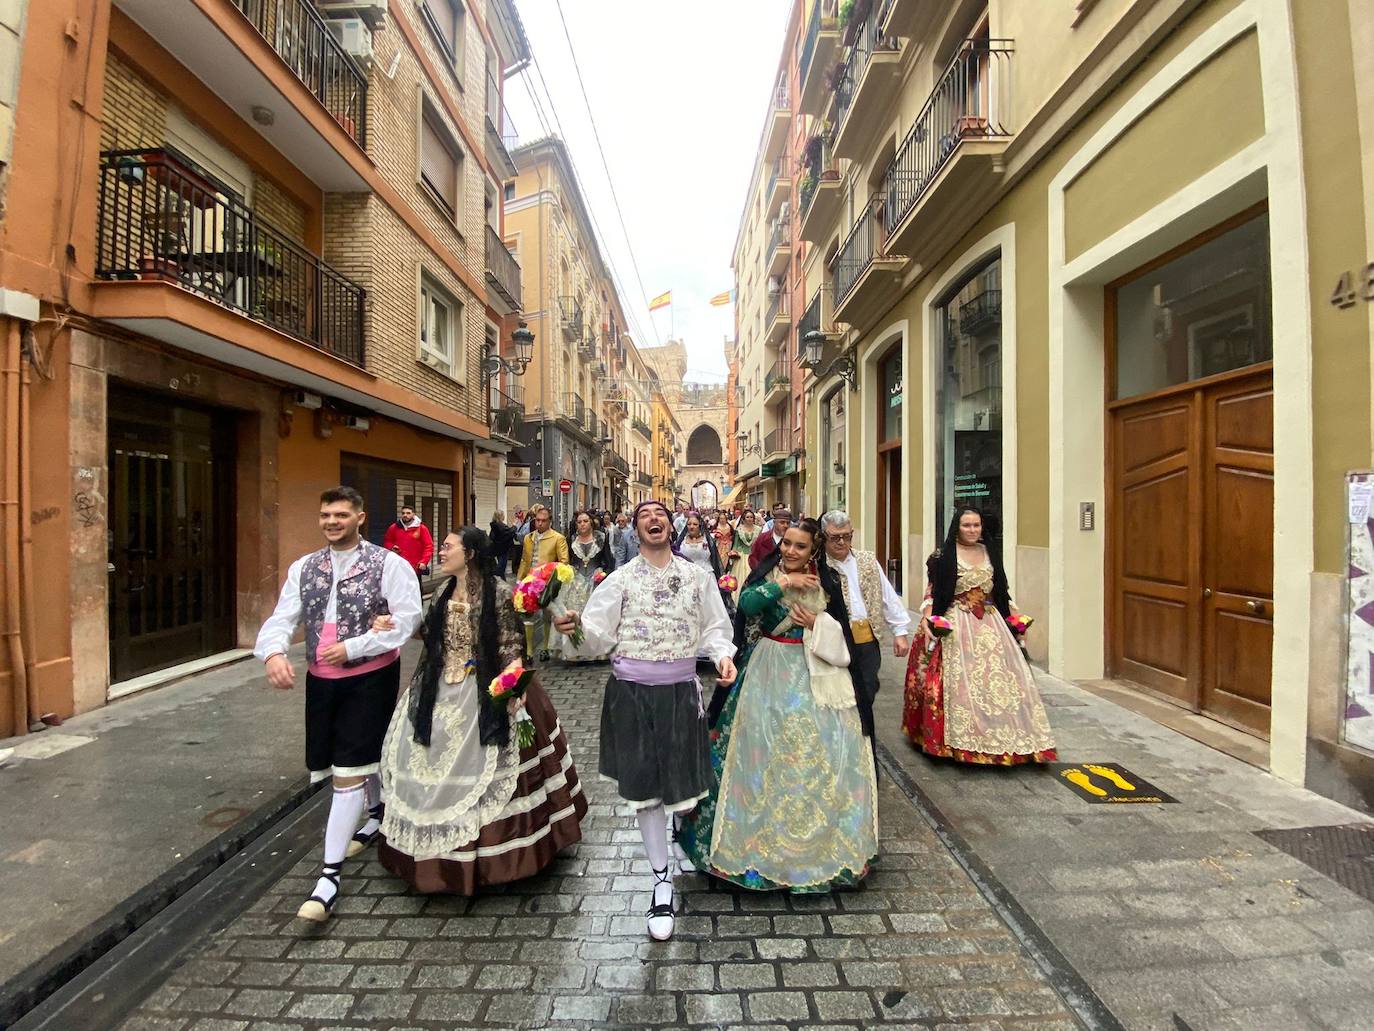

{"left": 902, "top": 508, "right": 1056, "bottom": 765}
{"left": 681, "top": 520, "right": 878, "bottom": 892}
{"left": 562, "top": 509, "right": 615, "bottom": 661}
{"left": 728, "top": 509, "right": 760, "bottom": 600}
{"left": 712, "top": 511, "right": 736, "bottom": 572}
{"left": 677, "top": 513, "right": 731, "bottom": 614}
{"left": 375, "top": 526, "right": 587, "bottom": 893}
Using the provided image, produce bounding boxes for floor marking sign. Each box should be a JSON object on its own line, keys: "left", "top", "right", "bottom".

{"left": 1049, "top": 762, "right": 1178, "bottom": 804}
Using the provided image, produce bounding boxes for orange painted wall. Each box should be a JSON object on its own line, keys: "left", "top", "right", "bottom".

{"left": 275, "top": 417, "right": 467, "bottom": 572}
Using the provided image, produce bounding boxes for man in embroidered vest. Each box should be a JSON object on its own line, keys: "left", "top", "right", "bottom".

{"left": 254, "top": 486, "right": 422, "bottom": 922}
{"left": 516, "top": 504, "right": 570, "bottom": 660}
{"left": 553, "top": 499, "right": 736, "bottom": 942}
{"left": 817, "top": 510, "right": 911, "bottom": 742}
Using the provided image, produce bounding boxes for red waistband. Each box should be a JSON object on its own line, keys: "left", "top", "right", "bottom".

{"left": 763, "top": 633, "right": 803, "bottom": 644}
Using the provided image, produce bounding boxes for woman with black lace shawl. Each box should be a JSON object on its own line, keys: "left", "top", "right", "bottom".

{"left": 374, "top": 526, "right": 587, "bottom": 893}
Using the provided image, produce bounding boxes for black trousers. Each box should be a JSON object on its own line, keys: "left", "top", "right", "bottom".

{"left": 851, "top": 639, "right": 882, "bottom": 740}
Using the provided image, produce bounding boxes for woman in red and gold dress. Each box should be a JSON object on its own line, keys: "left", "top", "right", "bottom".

{"left": 902, "top": 508, "right": 1056, "bottom": 765}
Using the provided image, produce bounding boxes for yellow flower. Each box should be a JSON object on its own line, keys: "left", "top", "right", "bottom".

{"left": 554, "top": 563, "right": 574, "bottom": 584}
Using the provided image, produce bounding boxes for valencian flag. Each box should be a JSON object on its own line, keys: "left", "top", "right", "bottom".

{"left": 648, "top": 290, "right": 672, "bottom": 311}
{"left": 709, "top": 289, "right": 735, "bottom": 307}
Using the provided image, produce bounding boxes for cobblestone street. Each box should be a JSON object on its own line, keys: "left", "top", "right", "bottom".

{"left": 116, "top": 660, "right": 1077, "bottom": 1031}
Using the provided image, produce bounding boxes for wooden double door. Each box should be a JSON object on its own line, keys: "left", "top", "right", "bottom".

{"left": 1108, "top": 366, "right": 1274, "bottom": 736}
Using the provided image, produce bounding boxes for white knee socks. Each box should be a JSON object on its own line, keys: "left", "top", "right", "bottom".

{"left": 359, "top": 773, "right": 383, "bottom": 837}
{"left": 314, "top": 782, "right": 366, "bottom": 905}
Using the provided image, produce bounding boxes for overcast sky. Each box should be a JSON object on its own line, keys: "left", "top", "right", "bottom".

{"left": 506, "top": 0, "right": 790, "bottom": 382}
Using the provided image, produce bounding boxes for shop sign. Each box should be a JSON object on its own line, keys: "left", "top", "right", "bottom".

{"left": 1049, "top": 763, "right": 1177, "bottom": 804}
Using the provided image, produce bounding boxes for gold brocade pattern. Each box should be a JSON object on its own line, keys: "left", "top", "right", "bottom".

{"left": 937, "top": 562, "right": 1055, "bottom": 756}
{"left": 442, "top": 598, "right": 475, "bottom": 684}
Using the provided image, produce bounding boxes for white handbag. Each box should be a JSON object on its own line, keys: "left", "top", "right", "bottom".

{"left": 804, "top": 611, "right": 854, "bottom": 709}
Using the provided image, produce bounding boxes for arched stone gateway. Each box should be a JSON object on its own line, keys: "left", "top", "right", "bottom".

{"left": 686, "top": 424, "right": 723, "bottom": 465}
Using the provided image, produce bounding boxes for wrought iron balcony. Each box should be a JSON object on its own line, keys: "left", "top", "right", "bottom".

{"left": 798, "top": 289, "right": 822, "bottom": 344}
{"left": 959, "top": 288, "right": 1002, "bottom": 336}
{"left": 484, "top": 70, "right": 517, "bottom": 177}
{"left": 764, "top": 356, "right": 791, "bottom": 403}
{"left": 231, "top": 0, "right": 367, "bottom": 146}
{"left": 96, "top": 149, "right": 365, "bottom": 366}
{"left": 484, "top": 225, "right": 521, "bottom": 314}
{"left": 763, "top": 428, "right": 788, "bottom": 460}
{"left": 635, "top": 471, "right": 653, "bottom": 487}
{"left": 605, "top": 452, "right": 630, "bottom": 476}
{"left": 767, "top": 215, "right": 792, "bottom": 277}
{"left": 832, "top": 0, "right": 903, "bottom": 159}
{"left": 882, "top": 38, "right": 1015, "bottom": 252}
{"left": 559, "top": 296, "right": 583, "bottom": 340}
{"left": 766, "top": 287, "right": 790, "bottom": 344}
{"left": 632, "top": 415, "right": 652, "bottom": 438}
{"left": 765, "top": 79, "right": 791, "bottom": 158}
{"left": 833, "top": 197, "right": 904, "bottom": 325}
{"left": 800, "top": 0, "right": 839, "bottom": 109}
{"left": 564, "top": 392, "right": 586, "bottom": 427}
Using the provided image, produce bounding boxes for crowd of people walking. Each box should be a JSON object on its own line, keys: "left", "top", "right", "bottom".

{"left": 255, "top": 488, "right": 1057, "bottom": 940}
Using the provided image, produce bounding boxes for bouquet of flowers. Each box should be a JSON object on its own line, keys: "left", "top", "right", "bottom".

{"left": 1006, "top": 613, "right": 1033, "bottom": 637}
{"left": 512, "top": 562, "right": 582, "bottom": 646}
{"left": 592, "top": 569, "right": 607, "bottom": 586}
{"left": 488, "top": 660, "right": 536, "bottom": 748}
{"left": 718, "top": 573, "right": 738, "bottom": 592}
{"left": 928, "top": 615, "right": 954, "bottom": 638}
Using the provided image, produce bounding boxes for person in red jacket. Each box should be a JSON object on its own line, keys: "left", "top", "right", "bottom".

{"left": 383, "top": 505, "right": 434, "bottom": 583}
{"left": 747, "top": 509, "right": 791, "bottom": 569}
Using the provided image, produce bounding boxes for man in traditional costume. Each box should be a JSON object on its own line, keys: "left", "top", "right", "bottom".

{"left": 748, "top": 507, "right": 792, "bottom": 569}
{"left": 817, "top": 510, "right": 910, "bottom": 742}
{"left": 516, "top": 504, "right": 569, "bottom": 660}
{"left": 255, "top": 486, "right": 422, "bottom": 922}
{"left": 553, "top": 499, "right": 737, "bottom": 941}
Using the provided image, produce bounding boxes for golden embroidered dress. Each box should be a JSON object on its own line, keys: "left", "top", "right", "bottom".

{"left": 681, "top": 567, "right": 878, "bottom": 891}
{"left": 378, "top": 577, "right": 587, "bottom": 893}
{"left": 728, "top": 527, "right": 758, "bottom": 599}
{"left": 902, "top": 560, "right": 1056, "bottom": 764}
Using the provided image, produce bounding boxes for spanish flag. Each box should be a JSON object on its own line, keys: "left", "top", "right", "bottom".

{"left": 709, "top": 290, "right": 734, "bottom": 307}
{"left": 648, "top": 290, "right": 672, "bottom": 311}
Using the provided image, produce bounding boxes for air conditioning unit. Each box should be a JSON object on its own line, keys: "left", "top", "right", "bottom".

{"left": 318, "top": 0, "right": 387, "bottom": 29}
{"left": 327, "top": 17, "right": 374, "bottom": 66}
{"left": 291, "top": 389, "right": 323, "bottom": 410}
{"left": 340, "top": 415, "right": 371, "bottom": 431}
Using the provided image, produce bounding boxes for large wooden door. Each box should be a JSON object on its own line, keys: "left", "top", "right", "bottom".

{"left": 108, "top": 388, "right": 236, "bottom": 684}
{"left": 1108, "top": 366, "right": 1273, "bottom": 734}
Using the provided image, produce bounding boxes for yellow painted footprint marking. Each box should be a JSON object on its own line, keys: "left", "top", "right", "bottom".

{"left": 1061, "top": 768, "right": 1107, "bottom": 796}
{"left": 1083, "top": 764, "right": 1135, "bottom": 791}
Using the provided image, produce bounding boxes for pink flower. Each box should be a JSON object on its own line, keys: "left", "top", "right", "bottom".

{"left": 928, "top": 615, "right": 954, "bottom": 638}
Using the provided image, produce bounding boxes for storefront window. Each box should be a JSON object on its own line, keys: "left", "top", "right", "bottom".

{"left": 820, "top": 387, "right": 847, "bottom": 514}
{"left": 1115, "top": 212, "right": 1271, "bottom": 399}
{"left": 935, "top": 257, "right": 1003, "bottom": 535}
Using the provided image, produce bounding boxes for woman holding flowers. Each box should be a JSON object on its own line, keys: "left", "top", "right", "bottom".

{"left": 681, "top": 519, "right": 878, "bottom": 893}
{"left": 375, "top": 526, "right": 587, "bottom": 893}
{"left": 902, "top": 508, "right": 1056, "bottom": 765}
{"left": 563, "top": 510, "right": 616, "bottom": 660}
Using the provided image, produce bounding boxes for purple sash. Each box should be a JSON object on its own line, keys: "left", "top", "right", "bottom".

{"left": 611, "top": 656, "right": 705, "bottom": 715}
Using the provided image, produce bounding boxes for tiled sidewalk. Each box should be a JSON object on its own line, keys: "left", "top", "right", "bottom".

{"left": 118, "top": 659, "right": 1079, "bottom": 1030}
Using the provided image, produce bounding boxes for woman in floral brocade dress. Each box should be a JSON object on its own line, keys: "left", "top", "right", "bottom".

{"left": 375, "top": 526, "right": 587, "bottom": 893}
{"left": 902, "top": 508, "right": 1056, "bottom": 765}
{"left": 681, "top": 519, "right": 878, "bottom": 892}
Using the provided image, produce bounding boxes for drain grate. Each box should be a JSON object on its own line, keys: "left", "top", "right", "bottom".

{"left": 1253, "top": 823, "right": 1374, "bottom": 902}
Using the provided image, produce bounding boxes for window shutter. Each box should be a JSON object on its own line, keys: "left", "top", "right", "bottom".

{"left": 421, "top": 113, "right": 458, "bottom": 214}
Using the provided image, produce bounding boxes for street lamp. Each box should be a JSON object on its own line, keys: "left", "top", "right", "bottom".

{"left": 735, "top": 431, "right": 763, "bottom": 457}
{"left": 800, "top": 327, "right": 856, "bottom": 391}
{"left": 480, "top": 321, "right": 536, "bottom": 385}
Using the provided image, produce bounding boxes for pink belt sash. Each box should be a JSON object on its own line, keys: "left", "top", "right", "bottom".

{"left": 308, "top": 622, "right": 399, "bottom": 679}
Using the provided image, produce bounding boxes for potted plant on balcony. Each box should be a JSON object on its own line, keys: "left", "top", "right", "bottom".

{"left": 840, "top": 0, "right": 871, "bottom": 44}
{"left": 802, "top": 132, "right": 825, "bottom": 169}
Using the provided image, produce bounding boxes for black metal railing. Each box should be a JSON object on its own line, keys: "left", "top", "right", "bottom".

{"left": 834, "top": 199, "right": 882, "bottom": 306}
{"left": 231, "top": 0, "right": 367, "bottom": 145}
{"left": 96, "top": 149, "right": 364, "bottom": 365}
{"left": 883, "top": 39, "right": 1015, "bottom": 237}
{"left": 764, "top": 428, "right": 786, "bottom": 456}
{"left": 495, "top": 384, "right": 524, "bottom": 411}
{"left": 484, "top": 225, "right": 521, "bottom": 310}
{"left": 768, "top": 153, "right": 786, "bottom": 198}
{"left": 959, "top": 288, "right": 1002, "bottom": 335}
{"left": 834, "top": 1, "right": 899, "bottom": 135}
{"left": 774, "top": 81, "right": 790, "bottom": 111}
{"left": 798, "top": 289, "right": 822, "bottom": 342}
{"left": 564, "top": 392, "right": 585, "bottom": 426}
{"left": 587, "top": 411, "right": 600, "bottom": 439}
{"left": 632, "top": 416, "right": 652, "bottom": 438}
{"left": 768, "top": 215, "right": 791, "bottom": 261}
{"left": 766, "top": 356, "right": 790, "bottom": 392}
{"left": 799, "top": 134, "right": 835, "bottom": 219}
{"left": 605, "top": 452, "right": 629, "bottom": 476}
{"left": 800, "top": 0, "right": 837, "bottom": 89}
{"left": 635, "top": 471, "right": 653, "bottom": 486}
{"left": 559, "top": 296, "right": 583, "bottom": 338}
{"left": 766, "top": 286, "right": 790, "bottom": 327}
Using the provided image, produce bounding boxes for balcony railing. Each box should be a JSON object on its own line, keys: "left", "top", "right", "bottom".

{"left": 959, "top": 288, "right": 1002, "bottom": 335}
{"left": 559, "top": 297, "right": 583, "bottom": 339}
{"left": 501, "top": 381, "right": 526, "bottom": 409}
{"left": 587, "top": 411, "right": 600, "bottom": 439}
{"left": 766, "top": 287, "right": 790, "bottom": 327}
{"left": 484, "top": 224, "right": 521, "bottom": 310}
{"left": 564, "top": 392, "right": 586, "bottom": 427}
{"left": 767, "top": 215, "right": 791, "bottom": 261}
{"left": 605, "top": 452, "right": 630, "bottom": 476}
{"left": 834, "top": 199, "right": 883, "bottom": 306}
{"left": 798, "top": 289, "right": 822, "bottom": 343}
{"left": 834, "top": 1, "right": 899, "bottom": 135}
{"left": 96, "top": 149, "right": 364, "bottom": 366}
{"left": 800, "top": 0, "right": 837, "bottom": 89}
{"left": 764, "top": 428, "right": 786, "bottom": 457}
{"left": 632, "top": 416, "right": 652, "bottom": 438}
{"left": 231, "top": 0, "right": 367, "bottom": 146}
{"left": 774, "top": 81, "right": 791, "bottom": 110}
{"left": 883, "top": 39, "right": 1015, "bottom": 238}
{"left": 634, "top": 471, "right": 653, "bottom": 487}
{"left": 766, "top": 356, "right": 791, "bottom": 392}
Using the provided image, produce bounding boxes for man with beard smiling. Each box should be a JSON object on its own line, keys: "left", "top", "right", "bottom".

{"left": 554, "top": 499, "right": 736, "bottom": 942}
